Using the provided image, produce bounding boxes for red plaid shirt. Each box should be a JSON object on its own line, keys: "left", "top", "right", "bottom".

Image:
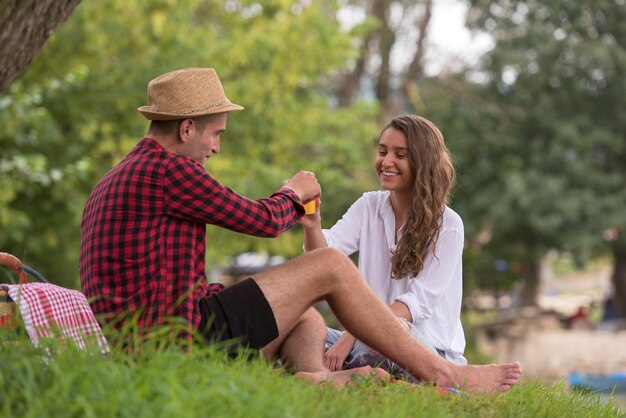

{"left": 80, "top": 138, "right": 304, "bottom": 333}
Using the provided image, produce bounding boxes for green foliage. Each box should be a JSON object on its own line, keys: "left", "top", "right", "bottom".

{"left": 0, "top": 335, "right": 622, "bottom": 418}
{"left": 0, "top": 0, "right": 379, "bottom": 286}
{"left": 410, "top": 1, "right": 626, "bottom": 298}
{"left": 0, "top": 69, "right": 93, "bottom": 287}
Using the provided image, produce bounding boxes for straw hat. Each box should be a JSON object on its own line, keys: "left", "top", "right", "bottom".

{"left": 138, "top": 68, "right": 243, "bottom": 120}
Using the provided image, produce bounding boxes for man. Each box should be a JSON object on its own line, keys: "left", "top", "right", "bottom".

{"left": 80, "top": 67, "right": 521, "bottom": 393}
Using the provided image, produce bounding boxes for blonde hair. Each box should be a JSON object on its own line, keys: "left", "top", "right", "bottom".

{"left": 385, "top": 115, "right": 456, "bottom": 279}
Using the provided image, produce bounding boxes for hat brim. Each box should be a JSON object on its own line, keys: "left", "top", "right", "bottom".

{"left": 137, "top": 102, "right": 244, "bottom": 121}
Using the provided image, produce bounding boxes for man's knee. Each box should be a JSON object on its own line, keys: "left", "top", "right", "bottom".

{"left": 301, "top": 306, "right": 325, "bottom": 324}
{"left": 301, "top": 248, "right": 360, "bottom": 293}
{"left": 295, "top": 307, "right": 326, "bottom": 332}
{"left": 308, "top": 247, "right": 354, "bottom": 276}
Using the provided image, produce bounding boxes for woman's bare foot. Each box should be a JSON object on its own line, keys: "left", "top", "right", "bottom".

{"left": 295, "top": 365, "right": 388, "bottom": 388}
{"left": 444, "top": 361, "right": 522, "bottom": 394}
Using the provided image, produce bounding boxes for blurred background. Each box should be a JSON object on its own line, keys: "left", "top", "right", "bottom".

{"left": 1, "top": 0, "right": 625, "bottom": 403}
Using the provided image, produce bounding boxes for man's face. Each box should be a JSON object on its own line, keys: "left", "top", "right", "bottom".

{"left": 185, "top": 112, "right": 228, "bottom": 166}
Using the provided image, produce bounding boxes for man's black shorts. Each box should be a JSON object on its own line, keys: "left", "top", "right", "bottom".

{"left": 197, "top": 278, "right": 278, "bottom": 351}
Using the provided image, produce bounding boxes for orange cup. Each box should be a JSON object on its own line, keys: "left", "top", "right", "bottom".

{"left": 303, "top": 200, "right": 317, "bottom": 215}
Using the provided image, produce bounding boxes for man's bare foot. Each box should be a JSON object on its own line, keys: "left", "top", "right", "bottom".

{"left": 295, "top": 365, "right": 388, "bottom": 388}
{"left": 446, "top": 361, "right": 522, "bottom": 395}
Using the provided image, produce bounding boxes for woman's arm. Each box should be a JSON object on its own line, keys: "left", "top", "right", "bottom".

{"left": 395, "top": 225, "right": 464, "bottom": 324}
{"left": 300, "top": 199, "right": 328, "bottom": 251}
{"left": 303, "top": 194, "right": 368, "bottom": 253}
{"left": 390, "top": 300, "right": 412, "bottom": 322}
{"left": 324, "top": 331, "right": 357, "bottom": 371}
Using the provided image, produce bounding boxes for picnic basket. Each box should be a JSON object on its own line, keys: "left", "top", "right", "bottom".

{"left": 0, "top": 252, "right": 48, "bottom": 329}
{"left": 0, "top": 251, "right": 109, "bottom": 352}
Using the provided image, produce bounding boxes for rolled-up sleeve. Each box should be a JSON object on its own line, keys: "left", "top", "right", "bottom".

{"left": 394, "top": 226, "right": 464, "bottom": 324}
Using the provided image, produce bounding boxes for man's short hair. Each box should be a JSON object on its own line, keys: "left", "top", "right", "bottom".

{"left": 148, "top": 113, "right": 222, "bottom": 136}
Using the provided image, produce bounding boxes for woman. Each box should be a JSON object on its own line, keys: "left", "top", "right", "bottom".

{"left": 301, "top": 114, "right": 467, "bottom": 375}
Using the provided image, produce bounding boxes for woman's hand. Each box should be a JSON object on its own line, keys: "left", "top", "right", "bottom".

{"left": 323, "top": 331, "right": 356, "bottom": 371}
{"left": 298, "top": 198, "right": 321, "bottom": 229}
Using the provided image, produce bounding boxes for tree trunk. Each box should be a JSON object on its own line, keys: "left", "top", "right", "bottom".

{"left": 337, "top": 34, "right": 372, "bottom": 107}
{"left": 392, "top": 0, "right": 433, "bottom": 118}
{"left": 405, "top": 0, "right": 432, "bottom": 80}
{"left": 372, "top": 0, "right": 394, "bottom": 120}
{"left": 520, "top": 259, "right": 541, "bottom": 307}
{"left": 337, "top": 0, "right": 380, "bottom": 108}
{"left": 611, "top": 248, "right": 626, "bottom": 319}
{"left": 0, "top": 0, "right": 82, "bottom": 94}
{"left": 335, "top": 0, "right": 435, "bottom": 117}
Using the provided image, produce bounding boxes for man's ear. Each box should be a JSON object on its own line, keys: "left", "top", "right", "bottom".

{"left": 178, "top": 119, "right": 195, "bottom": 143}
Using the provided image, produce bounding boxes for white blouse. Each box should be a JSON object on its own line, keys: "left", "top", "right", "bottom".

{"left": 322, "top": 191, "right": 467, "bottom": 364}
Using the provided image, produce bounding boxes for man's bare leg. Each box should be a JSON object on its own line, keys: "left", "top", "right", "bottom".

{"left": 260, "top": 306, "right": 389, "bottom": 386}
{"left": 261, "top": 307, "right": 327, "bottom": 372}
{"left": 254, "top": 247, "right": 522, "bottom": 394}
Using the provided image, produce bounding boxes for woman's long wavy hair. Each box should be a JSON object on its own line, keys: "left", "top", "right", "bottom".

{"left": 386, "top": 115, "right": 456, "bottom": 279}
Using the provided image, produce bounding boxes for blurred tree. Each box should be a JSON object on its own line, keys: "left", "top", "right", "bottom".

{"left": 332, "top": 0, "right": 434, "bottom": 122}
{"left": 0, "top": 0, "right": 379, "bottom": 287}
{"left": 0, "top": 0, "right": 81, "bottom": 93}
{"left": 405, "top": 75, "right": 520, "bottom": 295}
{"left": 0, "top": 70, "right": 91, "bottom": 285}
{"left": 441, "top": 0, "right": 626, "bottom": 310}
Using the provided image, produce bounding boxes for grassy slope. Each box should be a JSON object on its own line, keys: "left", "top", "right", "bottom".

{"left": 0, "top": 334, "right": 622, "bottom": 418}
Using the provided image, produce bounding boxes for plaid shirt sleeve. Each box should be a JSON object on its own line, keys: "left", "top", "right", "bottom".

{"left": 164, "top": 157, "right": 305, "bottom": 236}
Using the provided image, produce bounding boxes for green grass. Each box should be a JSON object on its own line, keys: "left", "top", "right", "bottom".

{"left": 0, "top": 332, "right": 623, "bottom": 418}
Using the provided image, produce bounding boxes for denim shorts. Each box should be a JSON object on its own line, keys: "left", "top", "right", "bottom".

{"left": 325, "top": 322, "right": 445, "bottom": 382}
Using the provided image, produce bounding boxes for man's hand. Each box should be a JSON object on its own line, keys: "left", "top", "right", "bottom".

{"left": 324, "top": 331, "right": 356, "bottom": 371}
{"left": 282, "top": 170, "right": 321, "bottom": 203}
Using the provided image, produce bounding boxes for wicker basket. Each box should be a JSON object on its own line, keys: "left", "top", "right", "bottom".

{"left": 0, "top": 285, "right": 17, "bottom": 329}
{"left": 0, "top": 252, "right": 49, "bottom": 330}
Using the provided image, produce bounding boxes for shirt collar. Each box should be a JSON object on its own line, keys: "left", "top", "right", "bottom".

{"left": 139, "top": 137, "right": 164, "bottom": 151}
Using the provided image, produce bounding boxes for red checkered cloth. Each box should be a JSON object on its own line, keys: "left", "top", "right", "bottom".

{"left": 6, "top": 283, "right": 109, "bottom": 354}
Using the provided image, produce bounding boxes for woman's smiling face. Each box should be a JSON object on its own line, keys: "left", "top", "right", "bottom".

{"left": 374, "top": 127, "right": 414, "bottom": 195}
